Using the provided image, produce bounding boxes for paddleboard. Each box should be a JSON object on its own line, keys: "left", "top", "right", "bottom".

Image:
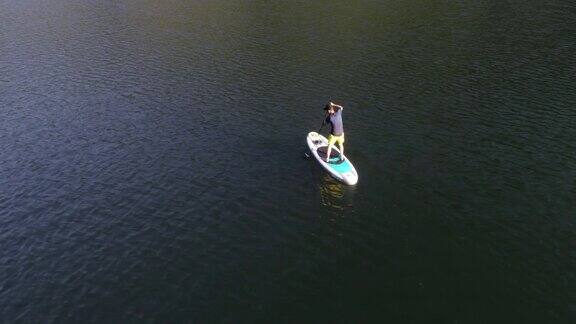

{"left": 307, "top": 131, "right": 358, "bottom": 185}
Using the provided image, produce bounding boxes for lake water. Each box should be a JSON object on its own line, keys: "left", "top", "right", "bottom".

{"left": 1, "top": 0, "right": 575, "bottom": 322}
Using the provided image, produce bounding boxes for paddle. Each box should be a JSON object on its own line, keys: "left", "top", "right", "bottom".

{"left": 317, "top": 114, "right": 328, "bottom": 133}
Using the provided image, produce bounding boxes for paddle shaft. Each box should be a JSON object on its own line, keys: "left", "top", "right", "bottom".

{"left": 318, "top": 114, "right": 328, "bottom": 133}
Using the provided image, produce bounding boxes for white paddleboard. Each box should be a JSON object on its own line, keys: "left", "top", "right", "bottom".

{"left": 307, "top": 131, "right": 358, "bottom": 185}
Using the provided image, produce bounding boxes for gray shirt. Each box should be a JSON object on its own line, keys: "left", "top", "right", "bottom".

{"left": 326, "top": 108, "right": 344, "bottom": 136}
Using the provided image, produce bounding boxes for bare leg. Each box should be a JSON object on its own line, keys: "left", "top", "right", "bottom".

{"left": 339, "top": 141, "right": 344, "bottom": 161}
{"left": 326, "top": 144, "right": 333, "bottom": 163}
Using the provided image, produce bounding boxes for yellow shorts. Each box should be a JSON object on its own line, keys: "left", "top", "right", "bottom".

{"left": 328, "top": 133, "right": 345, "bottom": 146}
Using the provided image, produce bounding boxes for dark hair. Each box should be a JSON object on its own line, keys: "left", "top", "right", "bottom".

{"left": 324, "top": 103, "right": 331, "bottom": 111}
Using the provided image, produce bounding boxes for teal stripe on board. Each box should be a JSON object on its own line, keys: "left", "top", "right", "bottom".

{"left": 327, "top": 158, "right": 353, "bottom": 173}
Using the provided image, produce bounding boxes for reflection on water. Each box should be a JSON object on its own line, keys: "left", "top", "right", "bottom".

{"left": 318, "top": 174, "right": 356, "bottom": 210}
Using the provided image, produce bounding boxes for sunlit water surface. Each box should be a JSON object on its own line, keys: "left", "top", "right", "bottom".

{"left": 1, "top": 0, "right": 575, "bottom": 322}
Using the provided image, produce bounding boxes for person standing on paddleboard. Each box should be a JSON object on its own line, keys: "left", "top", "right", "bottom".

{"left": 323, "top": 102, "right": 345, "bottom": 163}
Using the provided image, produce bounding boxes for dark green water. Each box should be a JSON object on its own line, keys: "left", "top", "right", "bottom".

{"left": 1, "top": 0, "right": 575, "bottom": 322}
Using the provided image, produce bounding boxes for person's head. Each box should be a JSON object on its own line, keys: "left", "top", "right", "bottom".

{"left": 324, "top": 103, "right": 335, "bottom": 114}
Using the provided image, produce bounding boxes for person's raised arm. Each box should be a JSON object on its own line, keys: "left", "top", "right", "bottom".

{"left": 330, "top": 102, "right": 343, "bottom": 110}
